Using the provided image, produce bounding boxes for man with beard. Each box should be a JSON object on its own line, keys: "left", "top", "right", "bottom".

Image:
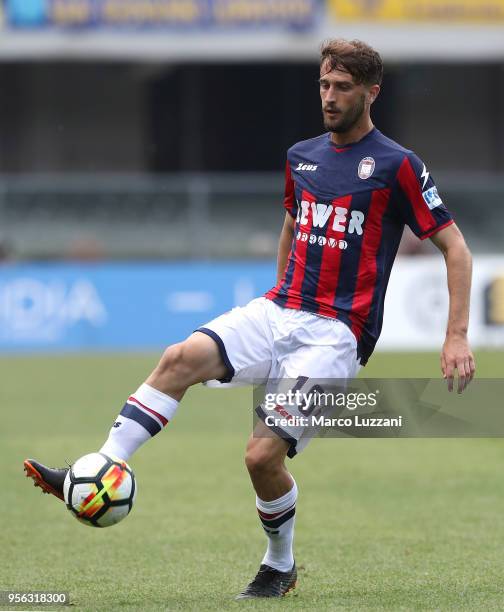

{"left": 24, "top": 39, "right": 474, "bottom": 599}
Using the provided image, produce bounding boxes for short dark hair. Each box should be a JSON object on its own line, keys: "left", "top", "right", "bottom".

{"left": 320, "top": 39, "right": 383, "bottom": 86}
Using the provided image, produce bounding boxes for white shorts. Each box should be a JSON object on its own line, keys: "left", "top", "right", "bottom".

{"left": 197, "top": 297, "right": 361, "bottom": 456}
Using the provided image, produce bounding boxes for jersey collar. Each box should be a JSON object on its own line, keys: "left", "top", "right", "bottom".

{"left": 328, "top": 127, "right": 378, "bottom": 153}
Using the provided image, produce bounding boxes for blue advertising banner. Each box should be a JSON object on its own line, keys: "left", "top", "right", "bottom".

{"left": 5, "top": 0, "right": 317, "bottom": 29}
{"left": 0, "top": 262, "right": 276, "bottom": 352}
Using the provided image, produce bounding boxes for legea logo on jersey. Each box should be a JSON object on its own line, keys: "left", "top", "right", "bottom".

{"left": 422, "top": 186, "right": 443, "bottom": 210}
{"left": 296, "top": 201, "right": 365, "bottom": 235}
{"left": 296, "top": 162, "right": 318, "bottom": 172}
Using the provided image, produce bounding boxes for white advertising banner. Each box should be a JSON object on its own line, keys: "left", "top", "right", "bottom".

{"left": 380, "top": 255, "right": 504, "bottom": 350}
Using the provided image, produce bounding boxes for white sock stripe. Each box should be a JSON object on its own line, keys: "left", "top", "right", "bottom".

{"left": 257, "top": 502, "right": 296, "bottom": 521}
{"left": 256, "top": 479, "right": 298, "bottom": 514}
{"left": 126, "top": 398, "right": 166, "bottom": 429}
{"left": 133, "top": 383, "right": 179, "bottom": 421}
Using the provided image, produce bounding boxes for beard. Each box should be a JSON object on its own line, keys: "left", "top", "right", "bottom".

{"left": 323, "top": 94, "right": 366, "bottom": 134}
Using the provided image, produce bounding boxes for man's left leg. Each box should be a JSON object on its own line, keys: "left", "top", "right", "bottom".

{"left": 236, "top": 423, "right": 297, "bottom": 599}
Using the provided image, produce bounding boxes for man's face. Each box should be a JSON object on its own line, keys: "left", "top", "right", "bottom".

{"left": 319, "top": 59, "right": 375, "bottom": 134}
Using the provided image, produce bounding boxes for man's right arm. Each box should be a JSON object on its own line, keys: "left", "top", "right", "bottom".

{"left": 276, "top": 212, "right": 296, "bottom": 283}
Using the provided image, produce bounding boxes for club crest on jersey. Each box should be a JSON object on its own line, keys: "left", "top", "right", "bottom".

{"left": 358, "top": 157, "right": 375, "bottom": 180}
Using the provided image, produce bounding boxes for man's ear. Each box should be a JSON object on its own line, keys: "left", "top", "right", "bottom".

{"left": 368, "top": 84, "right": 381, "bottom": 104}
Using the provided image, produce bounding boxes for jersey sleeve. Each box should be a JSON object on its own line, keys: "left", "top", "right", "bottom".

{"left": 283, "top": 159, "right": 297, "bottom": 219}
{"left": 394, "top": 152, "right": 454, "bottom": 240}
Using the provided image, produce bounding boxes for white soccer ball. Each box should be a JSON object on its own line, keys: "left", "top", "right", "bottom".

{"left": 63, "top": 453, "right": 137, "bottom": 528}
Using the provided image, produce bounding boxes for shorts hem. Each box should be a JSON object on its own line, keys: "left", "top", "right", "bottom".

{"left": 255, "top": 405, "right": 298, "bottom": 458}
{"left": 195, "top": 327, "right": 235, "bottom": 384}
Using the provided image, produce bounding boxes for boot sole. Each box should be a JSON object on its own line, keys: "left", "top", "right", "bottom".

{"left": 24, "top": 460, "right": 65, "bottom": 501}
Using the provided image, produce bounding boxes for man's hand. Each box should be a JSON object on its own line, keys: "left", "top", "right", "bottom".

{"left": 431, "top": 224, "right": 474, "bottom": 394}
{"left": 440, "top": 333, "right": 476, "bottom": 393}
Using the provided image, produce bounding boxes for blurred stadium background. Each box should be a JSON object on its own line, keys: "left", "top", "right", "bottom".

{"left": 0, "top": 0, "right": 503, "bottom": 354}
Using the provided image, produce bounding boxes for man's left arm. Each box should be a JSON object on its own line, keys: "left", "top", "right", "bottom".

{"left": 430, "top": 223, "right": 476, "bottom": 393}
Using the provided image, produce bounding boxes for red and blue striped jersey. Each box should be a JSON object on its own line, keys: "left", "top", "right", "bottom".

{"left": 265, "top": 128, "right": 454, "bottom": 365}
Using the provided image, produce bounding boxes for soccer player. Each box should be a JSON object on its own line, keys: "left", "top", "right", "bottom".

{"left": 24, "top": 39, "right": 475, "bottom": 599}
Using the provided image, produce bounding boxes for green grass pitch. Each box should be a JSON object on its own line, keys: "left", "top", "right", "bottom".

{"left": 1, "top": 350, "right": 504, "bottom": 611}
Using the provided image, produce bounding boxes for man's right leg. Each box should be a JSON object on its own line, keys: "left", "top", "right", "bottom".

{"left": 99, "top": 332, "right": 228, "bottom": 461}
{"left": 24, "top": 332, "right": 228, "bottom": 498}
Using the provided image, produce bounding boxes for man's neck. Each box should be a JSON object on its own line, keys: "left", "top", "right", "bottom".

{"left": 329, "top": 118, "right": 375, "bottom": 146}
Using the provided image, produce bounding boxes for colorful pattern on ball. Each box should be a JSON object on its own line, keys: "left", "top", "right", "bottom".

{"left": 63, "top": 453, "right": 136, "bottom": 528}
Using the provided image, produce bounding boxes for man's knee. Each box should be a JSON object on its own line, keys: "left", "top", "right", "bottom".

{"left": 148, "top": 333, "right": 228, "bottom": 393}
{"left": 245, "top": 436, "right": 288, "bottom": 476}
{"left": 152, "top": 342, "right": 193, "bottom": 387}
